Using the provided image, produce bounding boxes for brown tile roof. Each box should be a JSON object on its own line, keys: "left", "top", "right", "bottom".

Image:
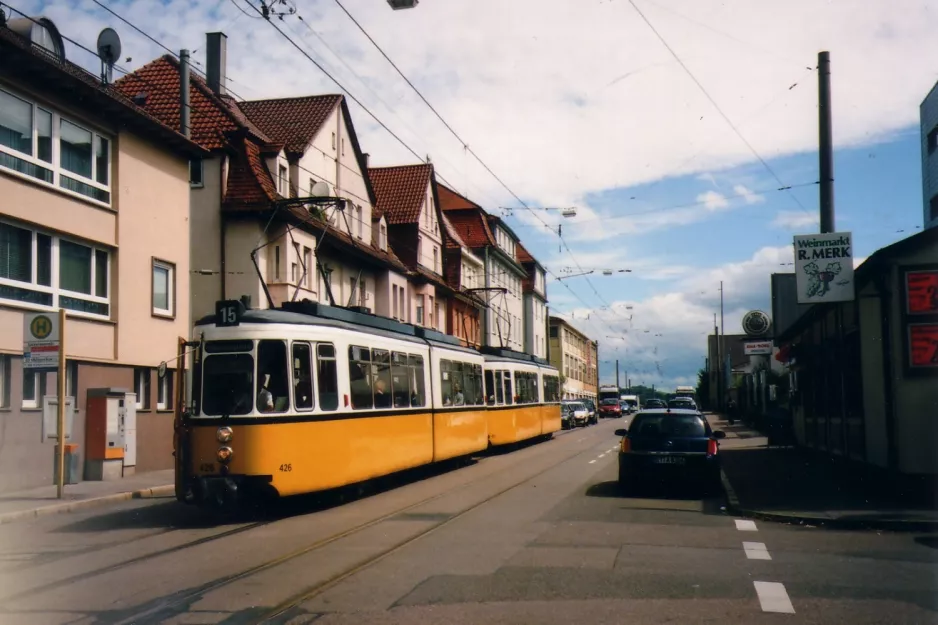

{"left": 368, "top": 164, "right": 432, "bottom": 225}
{"left": 0, "top": 29, "right": 203, "bottom": 157}
{"left": 223, "top": 137, "right": 280, "bottom": 209}
{"left": 441, "top": 213, "right": 468, "bottom": 250}
{"left": 238, "top": 95, "right": 342, "bottom": 154}
{"left": 438, "top": 184, "right": 481, "bottom": 212}
{"left": 517, "top": 242, "right": 535, "bottom": 264}
{"left": 444, "top": 210, "right": 496, "bottom": 249}
{"left": 113, "top": 55, "right": 270, "bottom": 150}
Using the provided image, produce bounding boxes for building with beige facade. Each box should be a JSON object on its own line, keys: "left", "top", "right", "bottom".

{"left": 548, "top": 316, "right": 598, "bottom": 402}
{"left": 0, "top": 18, "right": 204, "bottom": 492}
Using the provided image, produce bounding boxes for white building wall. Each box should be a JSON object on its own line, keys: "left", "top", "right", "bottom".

{"left": 486, "top": 254, "right": 524, "bottom": 351}
{"left": 920, "top": 82, "right": 938, "bottom": 230}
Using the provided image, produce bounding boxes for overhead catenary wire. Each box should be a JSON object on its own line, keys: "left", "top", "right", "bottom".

{"left": 625, "top": 0, "right": 812, "bottom": 216}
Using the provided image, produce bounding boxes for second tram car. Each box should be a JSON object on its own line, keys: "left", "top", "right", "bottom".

{"left": 175, "top": 299, "right": 561, "bottom": 507}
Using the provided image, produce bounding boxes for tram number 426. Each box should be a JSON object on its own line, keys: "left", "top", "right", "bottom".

{"left": 279, "top": 464, "right": 292, "bottom": 472}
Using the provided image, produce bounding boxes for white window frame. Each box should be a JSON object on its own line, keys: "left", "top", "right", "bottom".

{"left": 0, "top": 219, "right": 111, "bottom": 320}
{"left": 22, "top": 369, "right": 42, "bottom": 409}
{"left": 278, "top": 164, "right": 288, "bottom": 195}
{"left": 356, "top": 205, "right": 363, "bottom": 239}
{"left": 0, "top": 87, "right": 112, "bottom": 207}
{"left": 157, "top": 371, "right": 171, "bottom": 411}
{"left": 152, "top": 259, "right": 175, "bottom": 318}
{"left": 134, "top": 368, "right": 148, "bottom": 410}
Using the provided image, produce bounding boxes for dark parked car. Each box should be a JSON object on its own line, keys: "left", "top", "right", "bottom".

{"left": 599, "top": 398, "right": 622, "bottom": 418}
{"left": 643, "top": 398, "right": 666, "bottom": 409}
{"left": 615, "top": 409, "right": 725, "bottom": 495}
{"left": 667, "top": 397, "right": 699, "bottom": 412}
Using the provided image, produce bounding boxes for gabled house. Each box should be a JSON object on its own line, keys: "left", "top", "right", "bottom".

{"left": 518, "top": 243, "right": 548, "bottom": 359}
{"left": 441, "top": 212, "right": 484, "bottom": 347}
{"left": 367, "top": 163, "right": 447, "bottom": 330}
{"left": 116, "top": 32, "right": 408, "bottom": 324}
{"left": 0, "top": 17, "right": 205, "bottom": 490}
{"left": 438, "top": 184, "right": 527, "bottom": 352}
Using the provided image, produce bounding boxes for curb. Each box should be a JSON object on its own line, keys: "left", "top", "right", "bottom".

{"left": 0, "top": 484, "right": 175, "bottom": 525}
{"left": 720, "top": 469, "right": 938, "bottom": 532}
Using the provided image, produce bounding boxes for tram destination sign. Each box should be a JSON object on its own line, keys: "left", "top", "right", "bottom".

{"left": 216, "top": 300, "right": 244, "bottom": 327}
{"left": 793, "top": 232, "right": 855, "bottom": 304}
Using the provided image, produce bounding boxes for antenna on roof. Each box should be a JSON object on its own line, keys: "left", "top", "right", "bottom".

{"left": 96, "top": 27, "right": 122, "bottom": 85}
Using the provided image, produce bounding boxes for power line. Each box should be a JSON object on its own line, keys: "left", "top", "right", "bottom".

{"left": 625, "top": 0, "right": 812, "bottom": 216}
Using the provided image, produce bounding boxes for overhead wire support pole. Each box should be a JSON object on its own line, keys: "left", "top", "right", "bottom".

{"left": 818, "top": 51, "right": 835, "bottom": 233}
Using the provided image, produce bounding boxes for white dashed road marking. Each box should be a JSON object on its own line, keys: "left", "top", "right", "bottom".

{"left": 743, "top": 542, "right": 772, "bottom": 560}
{"left": 588, "top": 460, "right": 597, "bottom": 464}
{"left": 598, "top": 454, "right": 606, "bottom": 458}
{"left": 735, "top": 519, "right": 758, "bottom": 531}
{"left": 754, "top": 581, "right": 795, "bottom": 613}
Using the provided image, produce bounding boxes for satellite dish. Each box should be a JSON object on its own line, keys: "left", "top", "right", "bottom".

{"left": 96, "top": 27, "right": 122, "bottom": 84}
{"left": 310, "top": 181, "right": 331, "bottom": 197}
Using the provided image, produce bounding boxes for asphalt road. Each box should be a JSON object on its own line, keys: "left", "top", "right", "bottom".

{"left": 0, "top": 415, "right": 935, "bottom": 624}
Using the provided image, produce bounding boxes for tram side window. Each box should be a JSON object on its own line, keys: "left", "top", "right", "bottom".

{"left": 391, "top": 352, "right": 410, "bottom": 408}
{"left": 495, "top": 371, "right": 504, "bottom": 404}
{"left": 503, "top": 371, "right": 513, "bottom": 405}
{"left": 348, "top": 346, "right": 374, "bottom": 410}
{"left": 257, "top": 340, "right": 289, "bottom": 413}
{"left": 440, "top": 359, "right": 453, "bottom": 406}
{"left": 373, "top": 349, "right": 392, "bottom": 409}
{"left": 516, "top": 372, "right": 535, "bottom": 404}
{"left": 409, "top": 354, "right": 426, "bottom": 407}
{"left": 316, "top": 343, "right": 339, "bottom": 411}
{"left": 292, "top": 342, "right": 314, "bottom": 411}
{"left": 465, "top": 364, "right": 483, "bottom": 406}
{"left": 543, "top": 375, "right": 559, "bottom": 402}
{"left": 485, "top": 369, "right": 496, "bottom": 405}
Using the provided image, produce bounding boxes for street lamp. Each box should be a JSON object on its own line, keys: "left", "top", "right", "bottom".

{"left": 387, "top": 0, "right": 418, "bottom": 8}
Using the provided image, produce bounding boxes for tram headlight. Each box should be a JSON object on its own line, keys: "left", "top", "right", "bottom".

{"left": 217, "top": 446, "right": 234, "bottom": 464}
{"left": 216, "top": 426, "right": 233, "bottom": 443}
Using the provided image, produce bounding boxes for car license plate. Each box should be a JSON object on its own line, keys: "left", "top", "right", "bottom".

{"left": 652, "top": 456, "right": 685, "bottom": 465}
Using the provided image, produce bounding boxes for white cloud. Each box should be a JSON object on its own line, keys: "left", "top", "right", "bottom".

{"left": 733, "top": 184, "right": 765, "bottom": 204}
{"left": 697, "top": 190, "right": 730, "bottom": 210}
{"left": 33, "top": 0, "right": 936, "bottom": 215}
{"left": 772, "top": 210, "right": 820, "bottom": 229}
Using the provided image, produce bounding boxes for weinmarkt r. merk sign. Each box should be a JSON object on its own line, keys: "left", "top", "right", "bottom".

{"left": 793, "top": 232, "right": 855, "bottom": 304}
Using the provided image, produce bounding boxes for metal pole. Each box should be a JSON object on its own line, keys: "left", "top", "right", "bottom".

{"left": 714, "top": 313, "right": 720, "bottom": 412}
{"left": 615, "top": 359, "right": 620, "bottom": 390}
{"left": 180, "top": 49, "right": 191, "bottom": 138}
{"left": 818, "top": 51, "right": 834, "bottom": 233}
{"left": 56, "top": 308, "right": 66, "bottom": 499}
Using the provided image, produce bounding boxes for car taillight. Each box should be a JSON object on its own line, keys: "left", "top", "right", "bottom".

{"left": 707, "top": 439, "right": 718, "bottom": 456}
{"left": 621, "top": 438, "right": 631, "bottom": 453}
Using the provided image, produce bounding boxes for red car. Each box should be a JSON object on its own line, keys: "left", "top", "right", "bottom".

{"left": 599, "top": 398, "right": 622, "bottom": 418}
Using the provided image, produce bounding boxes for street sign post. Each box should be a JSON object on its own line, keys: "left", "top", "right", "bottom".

{"left": 793, "top": 232, "right": 855, "bottom": 304}
{"left": 24, "top": 311, "right": 68, "bottom": 497}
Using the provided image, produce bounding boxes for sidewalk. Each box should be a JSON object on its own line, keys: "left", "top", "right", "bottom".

{"left": 0, "top": 469, "right": 175, "bottom": 525}
{"left": 710, "top": 414, "right": 938, "bottom": 532}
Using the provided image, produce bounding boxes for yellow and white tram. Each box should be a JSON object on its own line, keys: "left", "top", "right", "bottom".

{"left": 174, "top": 299, "right": 561, "bottom": 507}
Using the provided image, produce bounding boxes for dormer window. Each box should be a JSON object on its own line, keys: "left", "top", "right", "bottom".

{"left": 278, "top": 164, "right": 288, "bottom": 195}
{"left": 379, "top": 224, "right": 387, "bottom": 250}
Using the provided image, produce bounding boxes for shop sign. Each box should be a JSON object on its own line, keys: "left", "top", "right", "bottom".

{"left": 905, "top": 270, "right": 938, "bottom": 315}
{"left": 909, "top": 324, "right": 938, "bottom": 368}
{"left": 794, "top": 232, "right": 855, "bottom": 303}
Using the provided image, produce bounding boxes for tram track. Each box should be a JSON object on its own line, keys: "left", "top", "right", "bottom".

{"left": 111, "top": 425, "right": 610, "bottom": 625}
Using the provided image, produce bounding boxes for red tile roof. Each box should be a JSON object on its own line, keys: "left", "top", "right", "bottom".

{"left": 517, "top": 242, "right": 535, "bottom": 264}
{"left": 444, "top": 210, "right": 496, "bottom": 249}
{"left": 238, "top": 95, "right": 342, "bottom": 155}
{"left": 113, "top": 55, "right": 270, "bottom": 150}
{"left": 223, "top": 137, "right": 280, "bottom": 209}
{"left": 441, "top": 213, "right": 468, "bottom": 250}
{"left": 368, "top": 164, "right": 432, "bottom": 225}
{"left": 438, "top": 184, "right": 481, "bottom": 212}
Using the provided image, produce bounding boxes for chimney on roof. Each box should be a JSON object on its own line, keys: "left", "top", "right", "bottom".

{"left": 206, "top": 32, "right": 227, "bottom": 97}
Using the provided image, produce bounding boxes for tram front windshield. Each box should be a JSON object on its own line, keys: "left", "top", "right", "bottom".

{"left": 202, "top": 349, "right": 255, "bottom": 416}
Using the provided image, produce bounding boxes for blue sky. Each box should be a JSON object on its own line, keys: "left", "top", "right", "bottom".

{"left": 18, "top": 0, "right": 936, "bottom": 389}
